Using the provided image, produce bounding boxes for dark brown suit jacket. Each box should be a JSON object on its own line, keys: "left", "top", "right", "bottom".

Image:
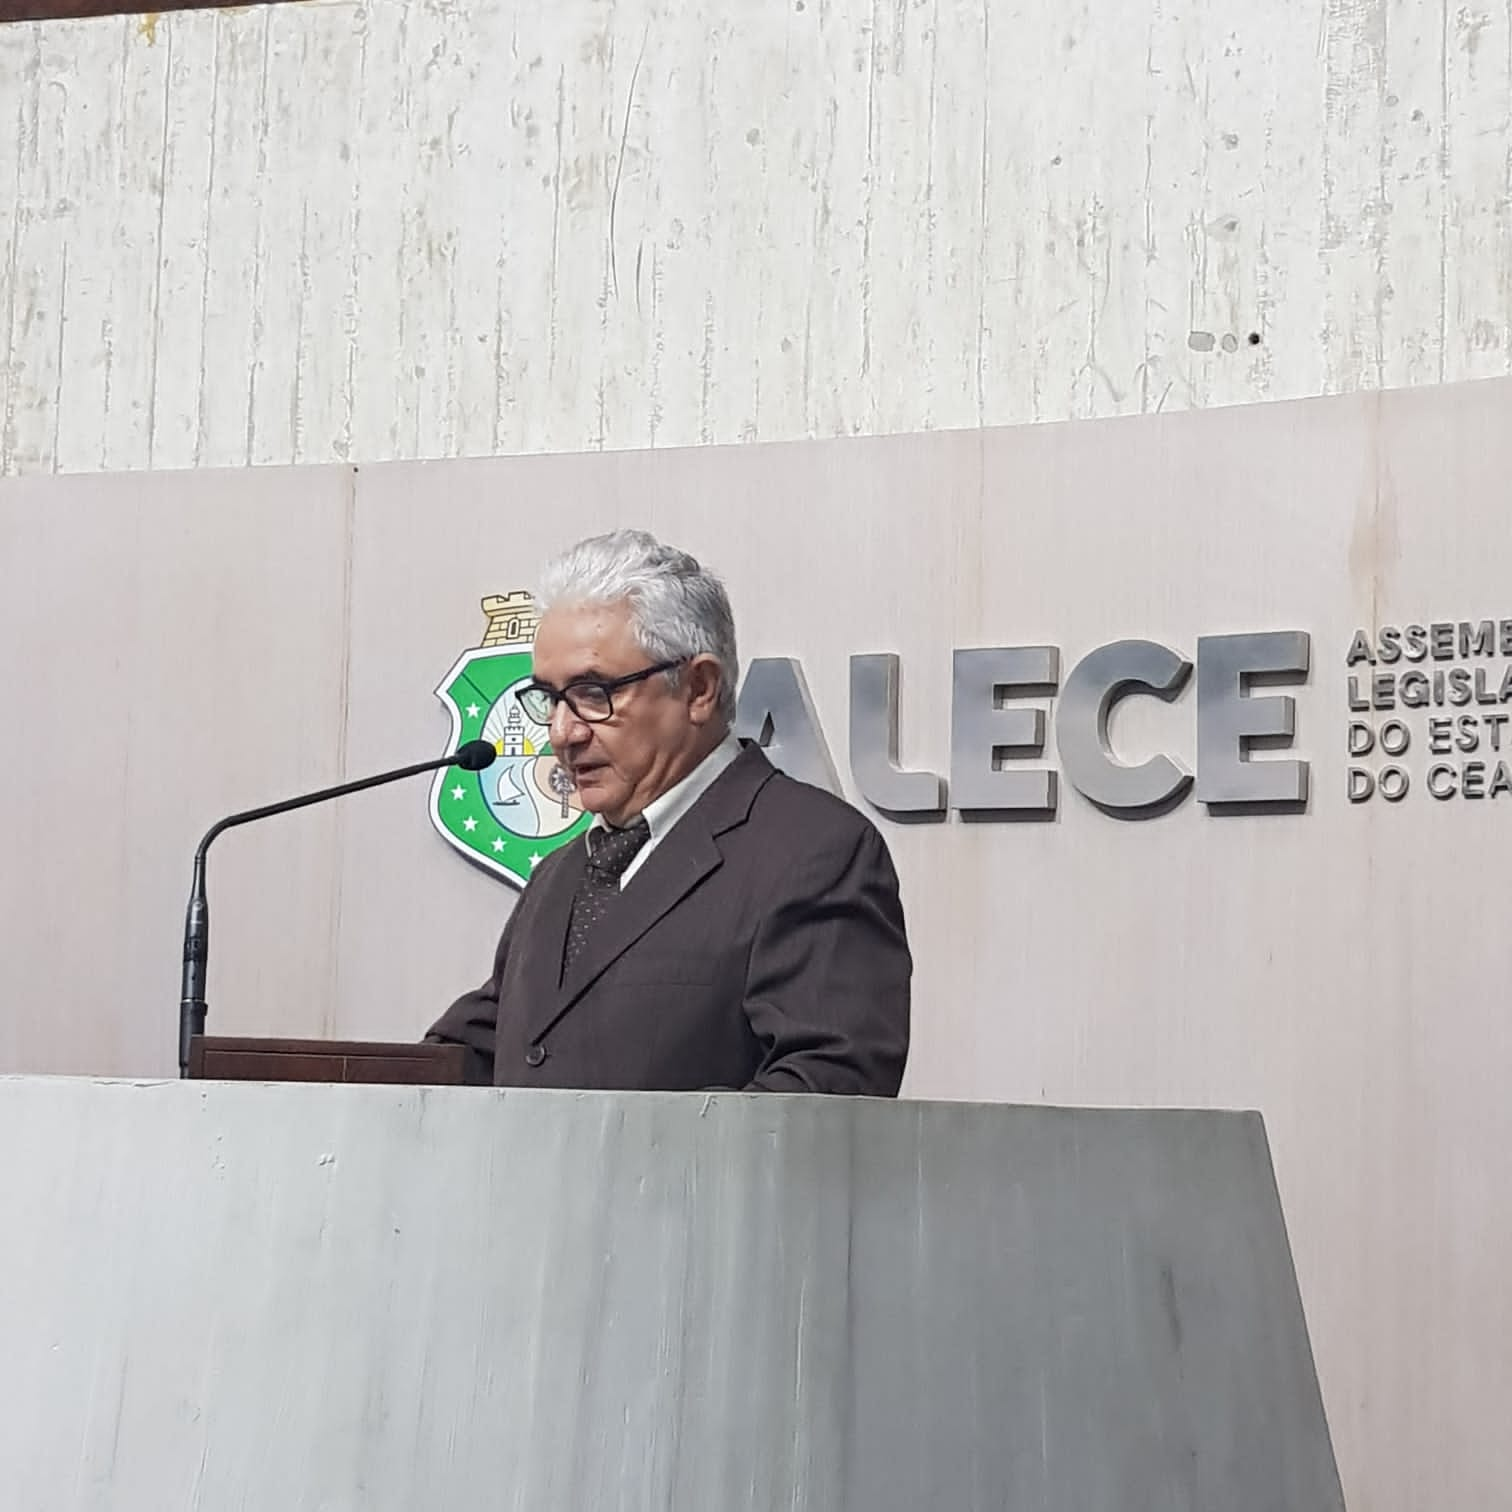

{"left": 426, "top": 745, "right": 910, "bottom": 1094}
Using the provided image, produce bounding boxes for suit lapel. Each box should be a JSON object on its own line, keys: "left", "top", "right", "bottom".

{"left": 563, "top": 821, "right": 722, "bottom": 993}
{"left": 525, "top": 744, "right": 776, "bottom": 1045}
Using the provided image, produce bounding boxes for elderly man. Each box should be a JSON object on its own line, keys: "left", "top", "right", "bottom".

{"left": 427, "top": 528, "right": 911, "bottom": 1095}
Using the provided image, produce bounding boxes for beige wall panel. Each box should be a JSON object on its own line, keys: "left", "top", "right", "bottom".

{"left": 325, "top": 455, "right": 594, "bottom": 1040}
{"left": 0, "top": 466, "right": 356, "bottom": 1069}
{"left": 6, "top": 0, "right": 1512, "bottom": 475}
{"left": 1, "top": 382, "right": 1509, "bottom": 1508}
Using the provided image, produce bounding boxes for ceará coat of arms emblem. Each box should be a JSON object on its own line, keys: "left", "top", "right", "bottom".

{"left": 429, "top": 593, "right": 589, "bottom": 888}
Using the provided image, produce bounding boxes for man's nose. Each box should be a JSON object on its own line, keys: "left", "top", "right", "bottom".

{"left": 549, "top": 697, "right": 589, "bottom": 749}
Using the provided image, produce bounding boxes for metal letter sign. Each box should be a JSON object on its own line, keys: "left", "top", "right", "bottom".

{"left": 431, "top": 607, "right": 1318, "bottom": 886}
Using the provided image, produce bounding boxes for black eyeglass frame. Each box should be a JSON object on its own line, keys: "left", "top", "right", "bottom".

{"left": 514, "top": 658, "right": 687, "bottom": 724}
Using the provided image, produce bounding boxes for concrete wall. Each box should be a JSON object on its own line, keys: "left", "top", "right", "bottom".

{"left": 3, "top": 0, "right": 1511, "bottom": 476}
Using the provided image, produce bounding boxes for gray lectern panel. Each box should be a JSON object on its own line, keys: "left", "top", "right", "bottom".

{"left": 0, "top": 1079, "right": 1343, "bottom": 1511}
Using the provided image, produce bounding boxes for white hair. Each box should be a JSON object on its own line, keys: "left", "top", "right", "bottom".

{"left": 536, "top": 529, "right": 739, "bottom": 724}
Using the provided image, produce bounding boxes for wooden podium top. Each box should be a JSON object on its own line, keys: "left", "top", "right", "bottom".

{"left": 186, "top": 1035, "right": 466, "bottom": 1086}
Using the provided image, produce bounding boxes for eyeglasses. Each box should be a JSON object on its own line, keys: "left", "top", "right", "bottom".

{"left": 515, "top": 659, "right": 686, "bottom": 725}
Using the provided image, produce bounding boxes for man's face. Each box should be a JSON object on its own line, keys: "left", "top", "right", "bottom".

{"left": 532, "top": 599, "right": 711, "bottom": 826}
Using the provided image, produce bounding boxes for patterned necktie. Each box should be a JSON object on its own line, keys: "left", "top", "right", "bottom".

{"left": 563, "top": 816, "right": 651, "bottom": 973}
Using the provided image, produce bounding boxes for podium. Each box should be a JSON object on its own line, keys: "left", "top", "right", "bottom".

{"left": 186, "top": 1034, "right": 466, "bottom": 1084}
{"left": 0, "top": 1078, "right": 1344, "bottom": 1511}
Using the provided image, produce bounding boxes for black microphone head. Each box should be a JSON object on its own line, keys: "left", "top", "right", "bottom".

{"left": 455, "top": 739, "right": 498, "bottom": 772}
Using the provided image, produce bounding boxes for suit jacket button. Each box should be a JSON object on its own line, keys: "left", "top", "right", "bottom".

{"left": 524, "top": 1044, "right": 547, "bottom": 1069}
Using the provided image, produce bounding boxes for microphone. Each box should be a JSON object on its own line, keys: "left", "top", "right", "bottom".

{"left": 178, "top": 739, "right": 498, "bottom": 1076}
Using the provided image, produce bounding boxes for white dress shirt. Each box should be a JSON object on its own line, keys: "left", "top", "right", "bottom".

{"left": 587, "top": 731, "right": 743, "bottom": 889}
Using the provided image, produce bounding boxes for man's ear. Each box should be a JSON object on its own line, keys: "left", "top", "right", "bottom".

{"left": 684, "top": 654, "right": 724, "bottom": 724}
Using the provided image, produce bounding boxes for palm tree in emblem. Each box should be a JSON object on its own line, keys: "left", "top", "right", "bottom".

{"left": 548, "top": 762, "right": 575, "bottom": 819}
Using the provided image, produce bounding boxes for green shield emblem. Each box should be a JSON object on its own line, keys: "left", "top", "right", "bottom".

{"left": 429, "top": 592, "right": 590, "bottom": 889}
